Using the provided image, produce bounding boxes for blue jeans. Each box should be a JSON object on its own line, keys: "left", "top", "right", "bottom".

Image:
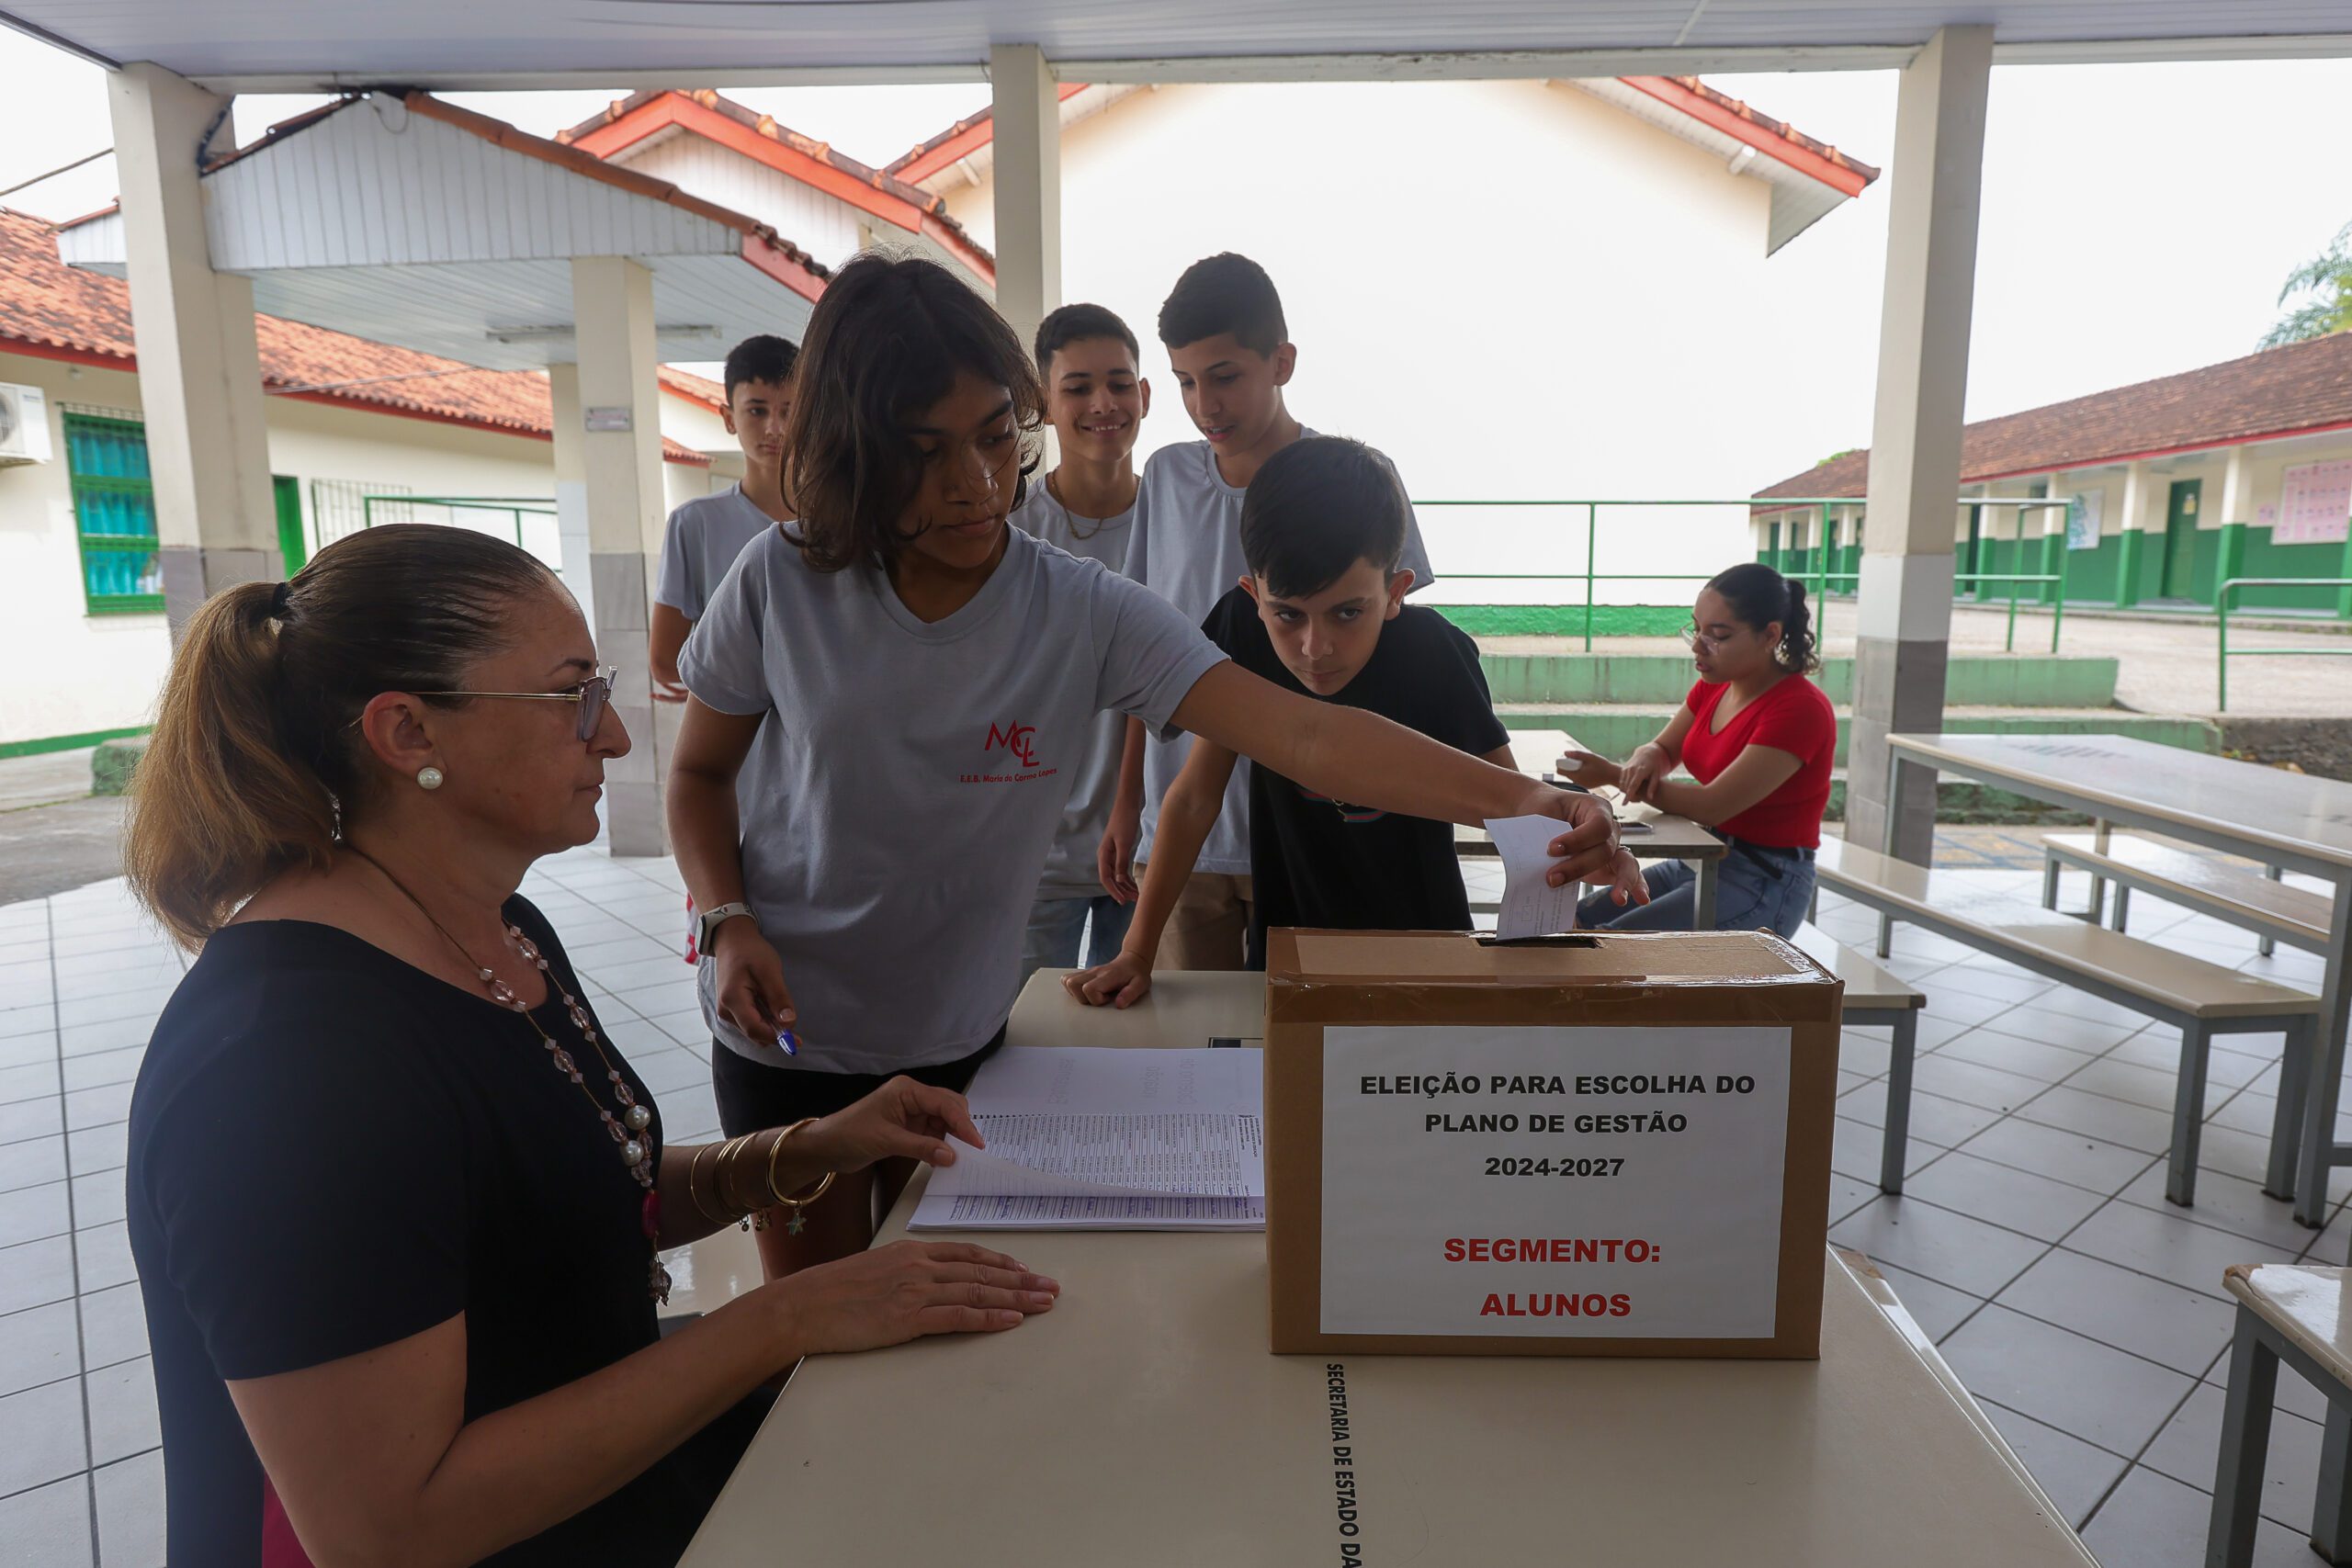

{"left": 1021, "top": 892, "right": 1136, "bottom": 989}
{"left": 1576, "top": 842, "right": 1816, "bottom": 939}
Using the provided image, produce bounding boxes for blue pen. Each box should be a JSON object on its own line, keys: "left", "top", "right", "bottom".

{"left": 775, "top": 1028, "right": 799, "bottom": 1057}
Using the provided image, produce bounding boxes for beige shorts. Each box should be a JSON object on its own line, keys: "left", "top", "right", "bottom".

{"left": 1148, "top": 870, "right": 1255, "bottom": 972}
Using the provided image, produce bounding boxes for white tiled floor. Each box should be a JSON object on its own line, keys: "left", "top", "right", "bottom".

{"left": 0, "top": 847, "right": 714, "bottom": 1565}
{"left": 0, "top": 841, "right": 2339, "bottom": 1564}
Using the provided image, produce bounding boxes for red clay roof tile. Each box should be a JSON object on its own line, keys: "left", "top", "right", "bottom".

{"left": 1755, "top": 332, "right": 2352, "bottom": 502}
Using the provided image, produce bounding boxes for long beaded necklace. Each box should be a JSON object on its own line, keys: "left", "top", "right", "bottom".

{"left": 345, "top": 845, "right": 673, "bottom": 1303}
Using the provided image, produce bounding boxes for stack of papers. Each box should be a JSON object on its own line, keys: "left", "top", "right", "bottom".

{"left": 908, "top": 1046, "right": 1266, "bottom": 1231}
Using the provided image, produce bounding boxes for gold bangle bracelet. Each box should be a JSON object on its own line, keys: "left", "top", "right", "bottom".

{"left": 685, "top": 1142, "right": 730, "bottom": 1226}
{"left": 716, "top": 1134, "right": 762, "bottom": 1219}
{"left": 763, "top": 1118, "right": 836, "bottom": 1236}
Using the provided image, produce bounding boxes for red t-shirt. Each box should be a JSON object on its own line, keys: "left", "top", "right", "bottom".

{"left": 1680, "top": 675, "right": 1836, "bottom": 848}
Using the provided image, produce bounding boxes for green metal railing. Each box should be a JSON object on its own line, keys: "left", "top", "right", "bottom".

{"left": 2216, "top": 577, "right": 2352, "bottom": 711}
{"left": 1417, "top": 497, "right": 1858, "bottom": 652}
{"left": 1418, "top": 497, "right": 2071, "bottom": 652}
{"left": 1956, "top": 568, "right": 2069, "bottom": 653}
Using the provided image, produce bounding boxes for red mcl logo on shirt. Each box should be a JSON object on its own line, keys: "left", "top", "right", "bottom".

{"left": 961, "top": 721, "right": 1057, "bottom": 786}
{"left": 986, "top": 721, "right": 1040, "bottom": 768}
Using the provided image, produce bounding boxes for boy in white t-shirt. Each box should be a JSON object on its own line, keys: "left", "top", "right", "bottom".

{"left": 1117, "top": 254, "right": 1435, "bottom": 970}
{"left": 1009, "top": 304, "right": 1154, "bottom": 987}
{"left": 651, "top": 334, "right": 797, "bottom": 704}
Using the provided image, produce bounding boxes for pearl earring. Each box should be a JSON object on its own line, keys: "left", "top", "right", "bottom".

{"left": 416, "top": 766, "right": 446, "bottom": 791}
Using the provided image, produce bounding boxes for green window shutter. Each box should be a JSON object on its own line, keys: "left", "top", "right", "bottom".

{"left": 64, "top": 412, "right": 163, "bottom": 615}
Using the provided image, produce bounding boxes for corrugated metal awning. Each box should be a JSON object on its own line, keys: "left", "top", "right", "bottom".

{"left": 57, "top": 93, "right": 827, "bottom": 370}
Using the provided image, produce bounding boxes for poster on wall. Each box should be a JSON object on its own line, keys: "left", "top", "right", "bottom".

{"left": 2065, "top": 490, "right": 2103, "bottom": 550}
{"left": 2277, "top": 459, "right": 2352, "bottom": 546}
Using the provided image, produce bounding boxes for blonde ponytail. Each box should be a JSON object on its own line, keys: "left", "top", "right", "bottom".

{"left": 126, "top": 581, "right": 337, "bottom": 947}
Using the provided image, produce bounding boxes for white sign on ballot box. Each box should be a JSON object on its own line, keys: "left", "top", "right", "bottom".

{"left": 1319, "top": 1024, "right": 1792, "bottom": 1338}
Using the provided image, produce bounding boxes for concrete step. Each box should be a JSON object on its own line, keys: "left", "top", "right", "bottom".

{"left": 1498, "top": 704, "right": 2218, "bottom": 771}
{"left": 1478, "top": 650, "right": 2119, "bottom": 708}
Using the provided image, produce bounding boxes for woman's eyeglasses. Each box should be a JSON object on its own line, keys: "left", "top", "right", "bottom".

{"left": 1679, "top": 625, "right": 1737, "bottom": 653}
{"left": 416, "top": 666, "right": 618, "bottom": 741}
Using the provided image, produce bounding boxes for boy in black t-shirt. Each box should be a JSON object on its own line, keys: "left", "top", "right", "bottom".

{"left": 1069, "top": 436, "right": 1638, "bottom": 1006}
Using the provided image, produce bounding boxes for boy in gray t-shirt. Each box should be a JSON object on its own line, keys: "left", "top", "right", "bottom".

{"left": 650, "top": 334, "right": 797, "bottom": 704}
{"left": 1124, "top": 254, "right": 1434, "bottom": 971}
{"left": 1011, "top": 304, "right": 1156, "bottom": 987}
{"left": 656, "top": 335, "right": 796, "bottom": 962}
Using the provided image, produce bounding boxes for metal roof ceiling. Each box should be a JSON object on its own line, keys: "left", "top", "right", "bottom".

{"left": 8, "top": 1, "right": 2351, "bottom": 90}
{"left": 54, "top": 94, "right": 824, "bottom": 369}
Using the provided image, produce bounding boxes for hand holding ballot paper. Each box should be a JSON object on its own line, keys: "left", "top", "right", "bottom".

{"left": 1485, "top": 814, "right": 1651, "bottom": 939}
{"left": 910, "top": 1046, "right": 1267, "bottom": 1231}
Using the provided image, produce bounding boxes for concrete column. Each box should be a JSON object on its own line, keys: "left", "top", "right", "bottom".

{"left": 2220, "top": 446, "right": 2254, "bottom": 525}
{"left": 570, "top": 256, "right": 670, "bottom": 856}
{"left": 107, "top": 62, "right": 277, "bottom": 637}
{"left": 2038, "top": 478, "right": 2066, "bottom": 604}
{"left": 989, "top": 43, "right": 1062, "bottom": 355}
{"left": 548, "top": 363, "right": 595, "bottom": 634}
{"left": 2113, "top": 459, "right": 2150, "bottom": 607}
{"left": 2217, "top": 446, "right": 2256, "bottom": 603}
{"left": 1847, "top": 24, "right": 1994, "bottom": 864}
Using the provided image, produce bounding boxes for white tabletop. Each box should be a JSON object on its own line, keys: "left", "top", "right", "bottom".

{"left": 1887, "top": 732, "right": 2352, "bottom": 874}
{"left": 2225, "top": 1265, "right": 2352, "bottom": 1391}
{"left": 679, "top": 974, "right": 2093, "bottom": 1568}
{"left": 1455, "top": 802, "right": 1725, "bottom": 862}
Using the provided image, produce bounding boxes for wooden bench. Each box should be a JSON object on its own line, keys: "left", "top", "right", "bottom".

{"left": 2041, "top": 830, "right": 2332, "bottom": 960}
{"left": 1791, "top": 920, "right": 1928, "bottom": 1195}
{"left": 1815, "top": 837, "right": 2320, "bottom": 1209}
{"left": 2210, "top": 1265, "right": 2352, "bottom": 1566}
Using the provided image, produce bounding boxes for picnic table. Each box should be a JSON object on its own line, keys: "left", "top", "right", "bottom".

{"left": 1880, "top": 732, "right": 2352, "bottom": 1228}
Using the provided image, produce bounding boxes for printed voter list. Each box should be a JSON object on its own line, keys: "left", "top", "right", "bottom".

{"left": 1321, "top": 1024, "right": 1792, "bottom": 1337}
{"left": 910, "top": 1046, "right": 1266, "bottom": 1231}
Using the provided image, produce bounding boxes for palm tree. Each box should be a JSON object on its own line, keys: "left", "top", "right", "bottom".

{"left": 2262, "top": 222, "right": 2352, "bottom": 349}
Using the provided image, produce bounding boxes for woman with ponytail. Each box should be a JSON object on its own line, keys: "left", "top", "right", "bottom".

{"left": 1559, "top": 561, "right": 1835, "bottom": 937}
{"left": 122, "top": 525, "right": 1056, "bottom": 1568}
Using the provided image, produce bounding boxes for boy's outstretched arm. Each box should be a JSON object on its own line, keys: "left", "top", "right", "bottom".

{"left": 1171, "top": 663, "right": 1620, "bottom": 887}
{"left": 1068, "top": 739, "right": 1238, "bottom": 1010}
{"left": 1488, "top": 748, "right": 1649, "bottom": 909}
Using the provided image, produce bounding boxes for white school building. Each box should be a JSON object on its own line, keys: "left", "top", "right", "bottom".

{"left": 2, "top": 72, "right": 1878, "bottom": 758}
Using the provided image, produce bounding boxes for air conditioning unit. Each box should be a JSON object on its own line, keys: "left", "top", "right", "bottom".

{"left": 0, "top": 383, "right": 54, "bottom": 467}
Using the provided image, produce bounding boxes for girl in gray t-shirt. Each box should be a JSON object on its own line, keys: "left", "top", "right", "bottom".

{"left": 670, "top": 254, "right": 1640, "bottom": 1280}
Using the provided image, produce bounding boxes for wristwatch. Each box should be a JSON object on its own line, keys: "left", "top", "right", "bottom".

{"left": 696, "top": 901, "right": 758, "bottom": 952}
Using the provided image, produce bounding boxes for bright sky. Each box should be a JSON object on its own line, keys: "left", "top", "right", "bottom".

{"left": 3, "top": 28, "right": 2349, "bottom": 477}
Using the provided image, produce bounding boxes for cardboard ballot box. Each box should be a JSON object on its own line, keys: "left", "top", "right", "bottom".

{"left": 1264, "top": 929, "right": 1842, "bottom": 1359}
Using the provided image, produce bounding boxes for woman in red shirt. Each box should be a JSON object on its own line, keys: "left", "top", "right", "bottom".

{"left": 1562, "top": 562, "right": 1835, "bottom": 937}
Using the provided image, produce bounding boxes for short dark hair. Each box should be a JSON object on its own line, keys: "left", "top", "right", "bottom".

{"left": 1035, "top": 303, "right": 1140, "bottom": 375}
{"left": 1158, "top": 253, "right": 1285, "bottom": 355}
{"left": 782, "top": 254, "right": 1042, "bottom": 575}
{"left": 1239, "top": 436, "right": 1409, "bottom": 600}
{"left": 723, "top": 333, "right": 798, "bottom": 400}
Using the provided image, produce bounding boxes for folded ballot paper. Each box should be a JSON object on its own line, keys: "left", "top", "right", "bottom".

{"left": 908, "top": 1046, "right": 1266, "bottom": 1232}
{"left": 1485, "top": 814, "right": 1582, "bottom": 940}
